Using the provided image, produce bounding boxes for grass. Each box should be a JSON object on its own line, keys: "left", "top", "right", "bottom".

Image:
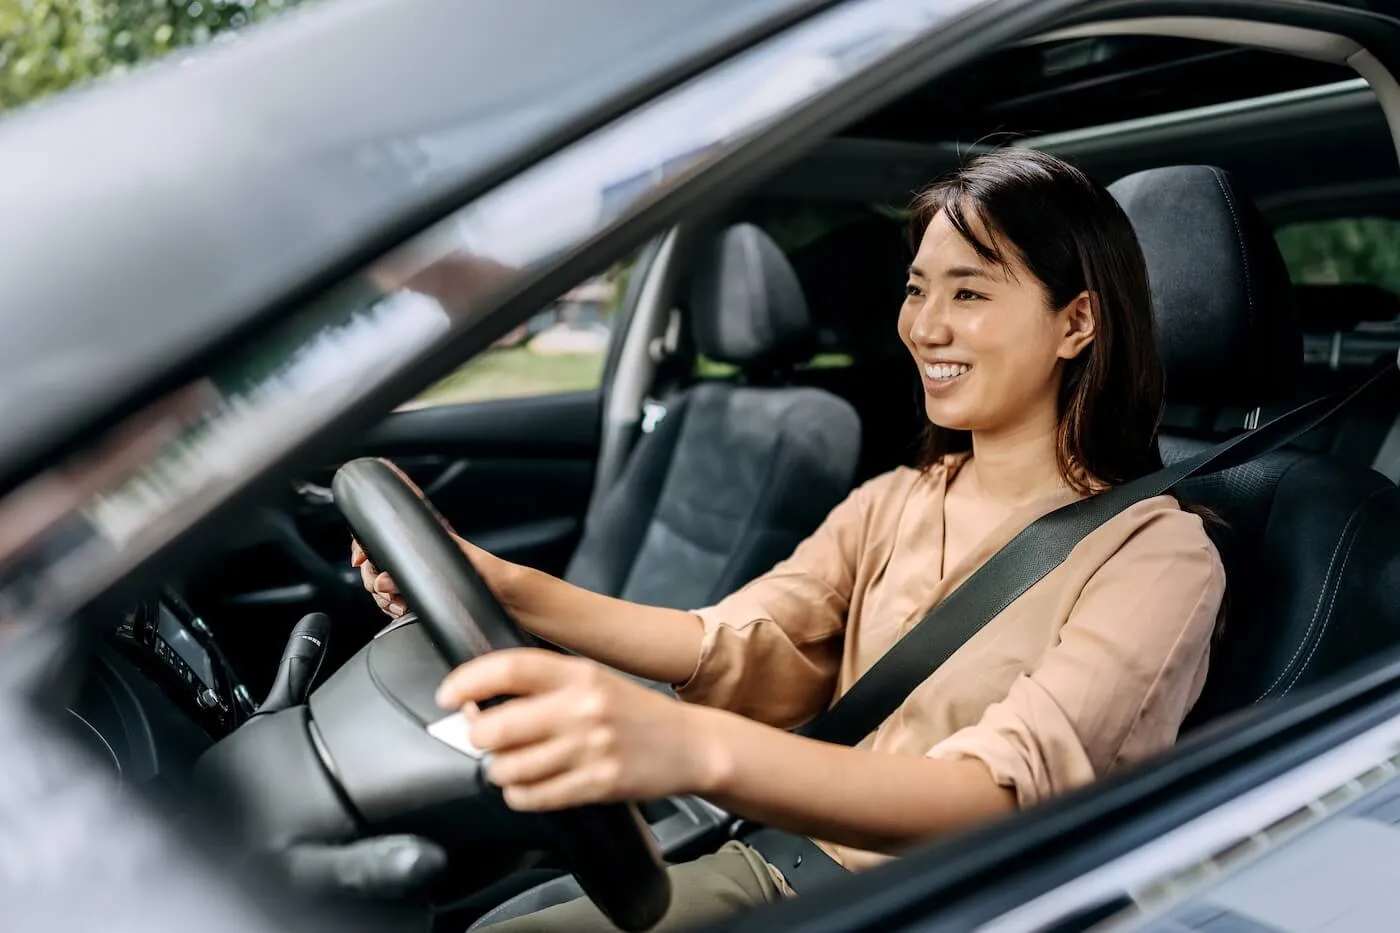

{"left": 402, "top": 348, "right": 857, "bottom": 411}
{"left": 405, "top": 347, "right": 607, "bottom": 409}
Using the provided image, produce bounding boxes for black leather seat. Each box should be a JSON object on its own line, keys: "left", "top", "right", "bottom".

{"left": 1108, "top": 165, "right": 1400, "bottom": 726}
{"left": 563, "top": 223, "right": 861, "bottom": 609}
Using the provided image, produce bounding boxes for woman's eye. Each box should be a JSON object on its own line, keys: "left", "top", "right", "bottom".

{"left": 953, "top": 288, "right": 984, "bottom": 301}
{"left": 904, "top": 283, "right": 924, "bottom": 298}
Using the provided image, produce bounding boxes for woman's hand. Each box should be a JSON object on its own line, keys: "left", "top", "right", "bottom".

{"left": 351, "top": 537, "right": 410, "bottom": 618}
{"left": 351, "top": 534, "right": 511, "bottom": 619}
{"left": 435, "top": 649, "right": 726, "bottom": 811}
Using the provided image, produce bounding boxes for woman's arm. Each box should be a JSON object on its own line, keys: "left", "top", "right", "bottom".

{"left": 434, "top": 505, "right": 1223, "bottom": 853}
{"left": 694, "top": 705, "right": 1016, "bottom": 851}
{"left": 355, "top": 537, "right": 704, "bottom": 685}
{"left": 355, "top": 460, "right": 872, "bottom": 699}
{"left": 490, "top": 555, "right": 706, "bottom": 685}
{"left": 436, "top": 648, "right": 1013, "bottom": 854}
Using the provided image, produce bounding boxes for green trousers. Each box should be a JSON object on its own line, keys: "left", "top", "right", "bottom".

{"left": 483, "top": 841, "right": 786, "bottom": 932}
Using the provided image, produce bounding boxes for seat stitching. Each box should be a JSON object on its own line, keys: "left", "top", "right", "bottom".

{"left": 1279, "top": 528, "right": 1360, "bottom": 698}
{"left": 1254, "top": 505, "right": 1363, "bottom": 702}
{"left": 1280, "top": 491, "right": 1385, "bottom": 697}
{"left": 1209, "top": 169, "right": 1256, "bottom": 338}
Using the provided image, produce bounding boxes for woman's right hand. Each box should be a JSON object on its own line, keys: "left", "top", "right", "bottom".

{"left": 351, "top": 533, "right": 511, "bottom": 620}
{"left": 351, "top": 537, "right": 409, "bottom": 619}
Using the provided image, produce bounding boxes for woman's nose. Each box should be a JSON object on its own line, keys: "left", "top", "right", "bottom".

{"left": 909, "top": 301, "right": 952, "bottom": 347}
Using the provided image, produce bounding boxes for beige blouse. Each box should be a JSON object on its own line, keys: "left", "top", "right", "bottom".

{"left": 676, "top": 454, "right": 1226, "bottom": 870}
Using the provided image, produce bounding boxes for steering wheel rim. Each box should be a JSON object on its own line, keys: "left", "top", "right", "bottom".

{"left": 332, "top": 457, "right": 671, "bottom": 932}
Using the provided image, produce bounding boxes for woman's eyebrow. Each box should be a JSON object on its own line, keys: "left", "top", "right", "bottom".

{"left": 944, "top": 264, "right": 994, "bottom": 281}
{"left": 907, "top": 264, "right": 927, "bottom": 280}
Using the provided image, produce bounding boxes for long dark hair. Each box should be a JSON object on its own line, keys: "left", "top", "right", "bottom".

{"left": 912, "top": 148, "right": 1164, "bottom": 494}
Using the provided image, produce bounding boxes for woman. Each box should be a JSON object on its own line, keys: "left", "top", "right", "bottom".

{"left": 353, "top": 148, "right": 1226, "bottom": 931}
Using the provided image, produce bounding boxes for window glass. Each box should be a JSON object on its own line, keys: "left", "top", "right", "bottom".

{"left": 1275, "top": 218, "right": 1400, "bottom": 295}
{"left": 1, "top": 0, "right": 314, "bottom": 114}
{"left": 691, "top": 200, "right": 904, "bottom": 380}
{"left": 404, "top": 257, "right": 636, "bottom": 409}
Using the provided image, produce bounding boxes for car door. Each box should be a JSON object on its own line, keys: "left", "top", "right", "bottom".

{"left": 180, "top": 249, "right": 651, "bottom": 690}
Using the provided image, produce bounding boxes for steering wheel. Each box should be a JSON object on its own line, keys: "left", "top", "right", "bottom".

{"left": 331, "top": 458, "right": 671, "bottom": 932}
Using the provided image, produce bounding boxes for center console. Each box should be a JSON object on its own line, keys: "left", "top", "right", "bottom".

{"left": 110, "top": 589, "right": 251, "bottom": 737}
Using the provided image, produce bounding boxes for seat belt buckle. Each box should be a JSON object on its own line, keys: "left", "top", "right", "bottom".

{"left": 641, "top": 398, "right": 668, "bottom": 434}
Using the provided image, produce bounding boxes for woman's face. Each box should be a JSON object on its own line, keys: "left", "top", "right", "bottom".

{"left": 898, "top": 208, "right": 1094, "bottom": 438}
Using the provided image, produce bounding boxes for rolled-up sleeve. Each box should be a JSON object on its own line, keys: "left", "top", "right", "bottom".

{"left": 674, "top": 476, "right": 880, "bottom": 728}
{"left": 926, "top": 508, "right": 1225, "bottom": 807}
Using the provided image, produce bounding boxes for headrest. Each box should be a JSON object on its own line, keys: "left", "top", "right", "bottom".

{"left": 788, "top": 216, "right": 910, "bottom": 361}
{"left": 1108, "top": 165, "right": 1302, "bottom": 408}
{"left": 1294, "top": 283, "right": 1400, "bottom": 333}
{"left": 689, "top": 223, "right": 815, "bottom": 368}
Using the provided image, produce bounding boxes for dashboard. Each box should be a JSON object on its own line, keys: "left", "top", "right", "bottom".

{"left": 68, "top": 589, "right": 255, "bottom": 785}
{"left": 108, "top": 589, "right": 250, "bottom": 738}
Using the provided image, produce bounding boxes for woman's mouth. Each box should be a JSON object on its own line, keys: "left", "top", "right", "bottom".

{"left": 922, "top": 361, "right": 970, "bottom": 393}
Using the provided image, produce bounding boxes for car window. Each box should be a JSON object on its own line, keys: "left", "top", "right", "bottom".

{"left": 690, "top": 201, "right": 898, "bottom": 380}
{"left": 403, "top": 255, "right": 637, "bottom": 409}
{"left": 1275, "top": 218, "right": 1400, "bottom": 296}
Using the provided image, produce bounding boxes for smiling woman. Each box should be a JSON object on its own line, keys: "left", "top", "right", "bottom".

{"left": 357, "top": 148, "right": 1226, "bottom": 932}
{"left": 906, "top": 149, "right": 1164, "bottom": 493}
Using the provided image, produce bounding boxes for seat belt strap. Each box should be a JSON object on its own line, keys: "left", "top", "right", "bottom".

{"left": 799, "top": 361, "right": 1399, "bottom": 749}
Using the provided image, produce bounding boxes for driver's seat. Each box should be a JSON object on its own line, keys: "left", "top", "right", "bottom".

{"left": 563, "top": 223, "right": 861, "bottom": 609}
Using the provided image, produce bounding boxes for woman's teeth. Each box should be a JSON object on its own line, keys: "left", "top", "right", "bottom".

{"left": 924, "top": 362, "right": 970, "bottom": 381}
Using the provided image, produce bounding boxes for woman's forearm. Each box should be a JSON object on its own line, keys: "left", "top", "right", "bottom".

{"left": 690, "top": 705, "right": 1016, "bottom": 853}
{"left": 485, "top": 551, "right": 705, "bottom": 686}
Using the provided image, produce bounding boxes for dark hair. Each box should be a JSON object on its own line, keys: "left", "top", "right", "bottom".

{"left": 911, "top": 148, "right": 1164, "bottom": 493}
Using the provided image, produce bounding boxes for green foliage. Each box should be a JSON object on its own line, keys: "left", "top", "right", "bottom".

{"left": 1275, "top": 217, "right": 1400, "bottom": 296}
{"left": 0, "top": 0, "right": 303, "bottom": 112}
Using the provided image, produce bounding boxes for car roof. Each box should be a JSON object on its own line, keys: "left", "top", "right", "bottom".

{"left": 0, "top": 0, "right": 824, "bottom": 489}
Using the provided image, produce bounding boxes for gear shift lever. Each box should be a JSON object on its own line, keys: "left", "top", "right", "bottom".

{"left": 258, "top": 612, "right": 330, "bottom": 715}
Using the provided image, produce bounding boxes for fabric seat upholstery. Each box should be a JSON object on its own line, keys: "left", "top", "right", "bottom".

{"left": 564, "top": 223, "right": 861, "bottom": 610}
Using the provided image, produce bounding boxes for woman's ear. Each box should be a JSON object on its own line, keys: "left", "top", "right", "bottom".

{"left": 1057, "top": 291, "right": 1097, "bottom": 360}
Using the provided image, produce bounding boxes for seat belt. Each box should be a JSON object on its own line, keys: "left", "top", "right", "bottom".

{"left": 740, "top": 360, "right": 1397, "bottom": 890}
{"left": 799, "top": 361, "right": 1396, "bottom": 748}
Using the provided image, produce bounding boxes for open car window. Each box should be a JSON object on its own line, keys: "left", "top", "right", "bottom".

{"left": 401, "top": 253, "right": 640, "bottom": 409}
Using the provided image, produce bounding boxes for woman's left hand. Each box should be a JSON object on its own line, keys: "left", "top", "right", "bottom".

{"left": 435, "top": 648, "right": 724, "bottom": 811}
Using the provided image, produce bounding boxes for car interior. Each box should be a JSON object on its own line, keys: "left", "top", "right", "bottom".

{"left": 47, "top": 11, "right": 1400, "bottom": 933}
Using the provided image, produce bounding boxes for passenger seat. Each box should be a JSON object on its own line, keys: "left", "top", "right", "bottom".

{"left": 563, "top": 224, "right": 862, "bottom": 609}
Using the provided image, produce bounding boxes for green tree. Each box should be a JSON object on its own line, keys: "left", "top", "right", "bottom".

{"left": 0, "top": 0, "right": 305, "bottom": 113}
{"left": 1275, "top": 218, "right": 1400, "bottom": 296}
